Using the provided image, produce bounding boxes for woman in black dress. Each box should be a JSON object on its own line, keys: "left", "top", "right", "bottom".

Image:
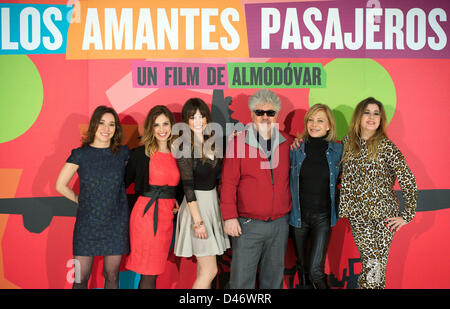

{"left": 56, "top": 106, "right": 130, "bottom": 289}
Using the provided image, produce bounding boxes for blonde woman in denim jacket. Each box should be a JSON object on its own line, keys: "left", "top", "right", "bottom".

{"left": 289, "top": 104, "right": 343, "bottom": 289}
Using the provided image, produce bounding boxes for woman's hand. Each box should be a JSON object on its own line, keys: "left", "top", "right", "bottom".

{"left": 193, "top": 222, "right": 208, "bottom": 239}
{"left": 385, "top": 217, "right": 407, "bottom": 232}
{"left": 173, "top": 201, "right": 180, "bottom": 214}
{"left": 56, "top": 162, "right": 79, "bottom": 204}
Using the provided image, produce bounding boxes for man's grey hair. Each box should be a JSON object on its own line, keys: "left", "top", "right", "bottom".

{"left": 248, "top": 89, "right": 281, "bottom": 112}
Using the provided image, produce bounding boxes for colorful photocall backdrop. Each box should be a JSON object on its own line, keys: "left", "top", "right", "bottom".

{"left": 0, "top": 0, "right": 449, "bottom": 289}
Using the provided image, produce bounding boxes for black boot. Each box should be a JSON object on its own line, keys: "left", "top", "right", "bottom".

{"left": 312, "top": 278, "right": 330, "bottom": 289}
{"left": 297, "top": 271, "right": 313, "bottom": 289}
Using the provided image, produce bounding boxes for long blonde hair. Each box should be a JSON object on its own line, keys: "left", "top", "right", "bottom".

{"left": 298, "top": 103, "right": 337, "bottom": 142}
{"left": 141, "top": 105, "right": 176, "bottom": 157}
{"left": 341, "top": 97, "right": 388, "bottom": 163}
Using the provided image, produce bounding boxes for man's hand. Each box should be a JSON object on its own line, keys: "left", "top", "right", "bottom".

{"left": 290, "top": 138, "right": 302, "bottom": 150}
{"left": 224, "top": 218, "right": 242, "bottom": 237}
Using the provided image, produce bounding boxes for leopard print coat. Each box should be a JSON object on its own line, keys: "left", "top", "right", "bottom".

{"left": 339, "top": 135, "right": 417, "bottom": 223}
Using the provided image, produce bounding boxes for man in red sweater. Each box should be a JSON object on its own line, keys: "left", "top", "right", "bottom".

{"left": 220, "top": 89, "right": 292, "bottom": 289}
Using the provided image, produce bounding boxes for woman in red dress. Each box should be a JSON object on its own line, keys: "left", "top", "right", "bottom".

{"left": 125, "top": 105, "right": 180, "bottom": 289}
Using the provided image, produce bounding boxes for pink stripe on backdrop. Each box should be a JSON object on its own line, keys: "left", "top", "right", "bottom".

{"left": 132, "top": 61, "right": 228, "bottom": 90}
{"left": 245, "top": 0, "right": 450, "bottom": 59}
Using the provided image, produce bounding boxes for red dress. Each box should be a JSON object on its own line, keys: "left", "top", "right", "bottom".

{"left": 126, "top": 151, "right": 180, "bottom": 275}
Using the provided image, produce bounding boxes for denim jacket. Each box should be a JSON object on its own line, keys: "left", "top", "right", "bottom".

{"left": 289, "top": 140, "right": 343, "bottom": 228}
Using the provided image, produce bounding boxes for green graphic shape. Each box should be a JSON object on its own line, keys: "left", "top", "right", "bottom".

{"left": 0, "top": 55, "right": 43, "bottom": 143}
{"left": 308, "top": 59, "right": 396, "bottom": 140}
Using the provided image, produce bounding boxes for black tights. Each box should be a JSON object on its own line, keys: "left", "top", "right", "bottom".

{"left": 72, "top": 255, "right": 123, "bottom": 289}
{"left": 138, "top": 275, "right": 157, "bottom": 289}
{"left": 292, "top": 212, "right": 331, "bottom": 286}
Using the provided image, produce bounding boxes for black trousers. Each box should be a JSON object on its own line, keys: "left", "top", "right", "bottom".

{"left": 292, "top": 211, "right": 331, "bottom": 283}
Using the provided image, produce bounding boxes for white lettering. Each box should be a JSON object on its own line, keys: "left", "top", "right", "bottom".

{"left": 261, "top": 8, "right": 280, "bottom": 49}
{"left": 43, "top": 7, "right": 63, "bottom": 50}
{"left": 104, "top": 8, "right": 133, "bottom": 50}
{"left": 157, "top": 8, "right": 178, "bottom": 50}
{"left": 323, "top": 8, "right": 344, "bottom": 49}
{"left": 366, "top": 8, "right": 383, "bottom": 49}
{"left": 82, "top": 8, "right": 102, "bottom": 50}
{"left": 385, "top": 9, "right": 404, "bottom": 50}
{"left": 344, "top": 8, "right": 363, "bottom": 50}
{"left": 20, "top": 7, "right": 40, "bottom": 50}
{"left": 428, "top": 8, "right": 447, "bottom": 50}
{"left": 406, "top": 8, "right": 426, "bottom": 50}
{"left": 302, "top": 7, "right": 322, "bottom": 50}
{"left": 1, "top": 8, "right": 19, "bottom": 50}
{"left": 135, "top": 8, "right": 155, "bottom": 50}
{"left": 220, "top": 8, "right": 240, "bottom": 51}
{"left": 180, "top": 8, "right": 199, "bottom": 50}
{"left": 202, "top": 8, "right": 219, "bottom": 50}
{"left": 281, "top": 8, "right": 301, "bottom": 49}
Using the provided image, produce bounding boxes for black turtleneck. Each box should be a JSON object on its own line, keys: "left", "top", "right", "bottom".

{"left": 299, "top": 136, "right": 331, "bottom": 214}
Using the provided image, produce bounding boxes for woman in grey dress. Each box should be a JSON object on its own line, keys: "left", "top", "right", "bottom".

{"left": 173, "top": 98, "right": 230, "bottom": 289}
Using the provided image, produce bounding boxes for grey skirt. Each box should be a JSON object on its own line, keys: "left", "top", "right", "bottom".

{"left": 174, "top": 188, "right": 230, "bottom": 257}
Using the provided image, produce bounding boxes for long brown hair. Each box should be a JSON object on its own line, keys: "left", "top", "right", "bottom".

{"left": 342, "top": 97, "right": 388, "bottom": 163}
{"left": 82, "top": 105, "right": 123, "bottom": 155}
{"left": 181, "top": 98, "right": 215, "bottom": 163}
{"left": 141, "top": 105, "right": 176, "bottom": 157}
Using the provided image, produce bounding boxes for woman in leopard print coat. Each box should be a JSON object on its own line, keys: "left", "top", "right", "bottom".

{"left": 339, "top": 97, "right": 417, "bottom": 289}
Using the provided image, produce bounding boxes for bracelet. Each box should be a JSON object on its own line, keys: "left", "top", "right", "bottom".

{"left": 192, "top": 221, "right": 204, "bottom": 229}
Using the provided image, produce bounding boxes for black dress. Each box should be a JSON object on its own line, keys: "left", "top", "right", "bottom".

{"left": 67, "top": 145, "right": 130, "bottom": 256}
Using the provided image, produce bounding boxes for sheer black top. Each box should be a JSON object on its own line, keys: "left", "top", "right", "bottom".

{"left": 175, "top": 134, "right": 223, "bottom": 203}
{"left": 176, "top": 157, "right": 222, "bottom": 203}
